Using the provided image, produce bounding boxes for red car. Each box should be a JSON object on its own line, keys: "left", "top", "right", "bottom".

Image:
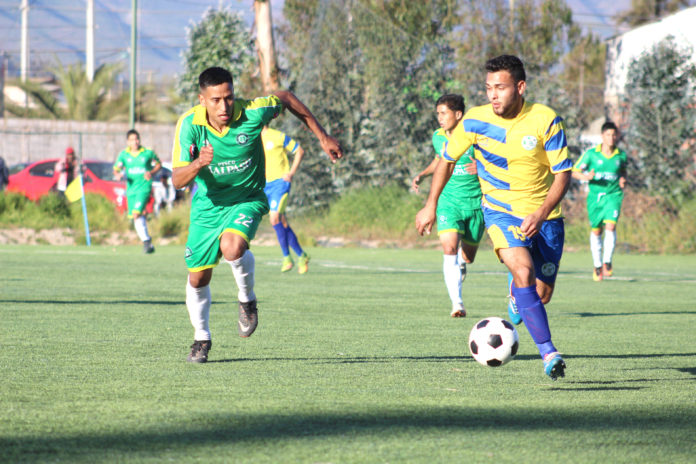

{"left": 6, "top": 158, "right": 145, "bottom": 214}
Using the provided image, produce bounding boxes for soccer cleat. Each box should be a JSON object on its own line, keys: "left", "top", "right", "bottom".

{"left": 543, "top": 352, "right": 566, "bottom": 380}
{"left": 238, "top": 300, "right": 258, "bottom": 337}
{"left": 187, "top": 340, "right": 211, "bottom": 363}
{"left": 298, "top": 253, "right": 310, "bottom": 274}
{"left": 281, "top": 256, "right": 294, "bottom": 272}
{"left": 593, "top": 267, "right": 603, "bottom": 282}
{"left": 507, "top": 276, "right": 522, "bottom": 325}
{"left": 143, "top": 239, "right": 155, "bottom": 254}
{"left": 603, "top": 262, "right": 613, "bottom": 277}
{"left": 450, "top": 303, "right": 467, "bottom": 318}
{"left": 459, "top": 261, "right": 467, "bottom": 282}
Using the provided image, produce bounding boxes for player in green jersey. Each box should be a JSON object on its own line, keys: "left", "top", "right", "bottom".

{"left": 412, "top": 94, "right": 483, "bottom": 318}
{"left": 572, "top": 121, "right": 627, "bottom": 281}
{"left": 113, "top": 129, "right": 161, "bottom": 254}
{"left": 172, "top": 67, "right": 343, "bottom": 363}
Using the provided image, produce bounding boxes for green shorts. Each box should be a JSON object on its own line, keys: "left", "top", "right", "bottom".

{"left": 436, "top": 199, "right": 485, "bottom": 245}
{"left": 185, "top": 198, "right": 269, "bottom": 272}
{"left": 126, "top": 190, "right": 151, "bottom": 217}
{"left": 587, "top": 191, "right": 623, "bottom": 229}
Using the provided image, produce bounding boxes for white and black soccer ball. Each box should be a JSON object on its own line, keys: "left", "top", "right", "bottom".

{"left": 468, "top": 317, "right": 519, "bottom": 367}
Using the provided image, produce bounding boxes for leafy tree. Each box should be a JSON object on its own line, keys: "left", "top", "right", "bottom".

{"left": 615, "top": 0, "right": 693, "bottom": 27}
{"left": 559, "top": 34, "right": 606, "bottom": 121}
{"left": 177, "top": 7, "right": 256, "bottom": 108}
{"left": 280, "top": 0, "right": 461, "bottom": 208}
{"left": 452, "top": 0, "right": 581, "bottom": 104}
{"left": 623, "top": 36, "right": 696, "bottom": 208}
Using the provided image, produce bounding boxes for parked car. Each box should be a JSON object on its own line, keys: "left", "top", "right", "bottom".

{"left": 6, "top": 158, "right": 140, "bottom": 213}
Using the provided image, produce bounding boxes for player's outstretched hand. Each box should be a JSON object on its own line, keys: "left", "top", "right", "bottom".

{"left": 415, "top": 206, "right": 435, "bottom": 236}
{"left": 411, "top": 176, "right": 421, "bottom": 193}
{"left": 320, "top": 135, "right": 344, "bottom": 163}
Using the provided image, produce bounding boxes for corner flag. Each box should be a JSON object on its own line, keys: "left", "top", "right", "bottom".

{"left": 64, "top": 177, "right": 83, "bottom": 202}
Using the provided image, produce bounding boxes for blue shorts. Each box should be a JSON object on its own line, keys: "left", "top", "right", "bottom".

{"left": 263, "top": 178, "right": 291, "bottom": 213}
{"left": 483, "top": 207, "right": 565, "bottom": 284}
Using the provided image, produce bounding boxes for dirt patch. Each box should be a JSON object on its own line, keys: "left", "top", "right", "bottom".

{"left": 0, "top": 228, "right": 141, "bottom": 246}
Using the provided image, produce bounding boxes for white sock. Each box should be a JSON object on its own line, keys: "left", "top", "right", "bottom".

{"left": 134, "top": 216, "right": 150, "bottom": 242}
{"left": 590, "top": 233, "right": 602, "bottom": 268}
{"left": 443, "top": 254, "right": 462, "bottom": 305}
{"left": 186, "top": 279, "right": 211, "bottom": 341}
{"left": 227, "top": 250, "right": 256, "bottom": 303}
{"left": 603, "top": 229, "right": 616, "bottom": 264}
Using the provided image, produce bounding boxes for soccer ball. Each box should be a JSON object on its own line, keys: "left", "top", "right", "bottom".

{"left": 468, "top": 317, "right": 519, "bottom": 367}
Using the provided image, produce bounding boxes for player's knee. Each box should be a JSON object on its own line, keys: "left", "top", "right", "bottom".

{"left": 220, "top": 234, "right": 248, "bottom": 261}
{"left": 189, "top": 270, "right": 211, "bottom": 288}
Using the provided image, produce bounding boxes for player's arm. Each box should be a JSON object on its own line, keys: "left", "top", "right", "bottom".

{"left": 172, "top": 146, "right": 213, "bottom": 189}
{"left": 113, "top": 157, "right": 124, "bottom": 181}
{"left": 272, "top": 90, "right": 343, "bottom": 162}
{"left": 283, "top": 145, "right": 305, "bottom": 182}
{"left": 414, "top": 159, "right": 455, "bottom": 235}
{"left": 411, "top": 157, "right": 439, "bottom": 193}
{"left": 520, "top": 170, "right": 571, "bottom": 238}
{"left": 145, "top": 160, "right": 162, "bottom": 181}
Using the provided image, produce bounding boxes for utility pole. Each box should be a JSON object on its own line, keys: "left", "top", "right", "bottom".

{"left": 0, "top": 51, "right": 5, "bottom": 117}
{"left": 20, "top": 0, "right": 29, "bottom": 82}
{"left": 86, "top": 0, "right": 95, "bottom": 82}
{"left": 129, "top": 0, "right": 137, "bottom": 129}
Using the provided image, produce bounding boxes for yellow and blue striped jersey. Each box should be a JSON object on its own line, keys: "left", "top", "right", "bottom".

{"left": 444, "top": 101, "right": 572, "bottom": 219}
{"left": 262, "top": 127, "right": 300, "bottom": 182}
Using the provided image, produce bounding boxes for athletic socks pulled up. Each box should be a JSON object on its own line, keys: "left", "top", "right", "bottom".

{"left": 511, "top": 283, "right": 556, "bottom": 359}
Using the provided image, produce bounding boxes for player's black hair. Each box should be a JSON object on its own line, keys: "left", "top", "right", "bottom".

{"left": 601, "top": 121, "right": 618, "bottom": 133}
{"left": 436, "top": 94, "right": 465, "bottom": 113}
{"left": 126, "top": 129, "right": 139, "bottom": 139}
{"left": 485, "top": 55, "right": 526, "bottom": 83}
{"left": 199, "top": 67, "right": 234, "bottom": 90}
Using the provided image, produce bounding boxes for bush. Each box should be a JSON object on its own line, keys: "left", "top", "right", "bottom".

{"left": 39, "top": 193, "right": 72, "bottom": 220}
{"left": 300, "top": 184, "right": 424, "bottom": 241}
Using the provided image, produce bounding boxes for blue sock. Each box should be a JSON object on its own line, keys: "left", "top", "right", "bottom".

{"left": 273, "top": 223, "right": 290, "bottom": 256}
{"left": 511, "top": 284, "right": 556, "bottom": 358}
{"left": 285, "top": 225, "right": 304, "bottom": 256}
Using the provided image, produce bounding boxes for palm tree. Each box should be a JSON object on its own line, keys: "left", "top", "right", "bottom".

{"left": 5, "top": 60, "right": 173, "bottom": 122}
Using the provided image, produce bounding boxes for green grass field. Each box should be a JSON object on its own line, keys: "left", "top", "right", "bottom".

{"left": 1, "top": 244, "right": 695, "bottom": 463}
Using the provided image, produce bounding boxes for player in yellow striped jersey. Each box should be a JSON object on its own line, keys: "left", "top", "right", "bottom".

{"left": 261, "top": 126, "right": 310, "bottom": 274}
{"left": 415, "top": 55, "right": 572, "bottom": 380}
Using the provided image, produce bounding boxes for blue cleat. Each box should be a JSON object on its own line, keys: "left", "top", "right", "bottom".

{"left": 543, "top": 352, "right": 566, "bottom": 380}
{"left": 507, "top": 273, "right": 522, "bottom": 325}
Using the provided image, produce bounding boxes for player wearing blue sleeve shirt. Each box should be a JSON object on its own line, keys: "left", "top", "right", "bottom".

{"left": 416, "top": 55, "right": 572, "bottom": 380}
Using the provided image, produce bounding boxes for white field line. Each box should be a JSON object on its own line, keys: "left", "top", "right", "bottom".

{"left": 263, "top": 259, "right": 696, "bottom": 282}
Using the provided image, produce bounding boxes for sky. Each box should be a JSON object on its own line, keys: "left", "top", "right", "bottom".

{"left": 0, "top": 0, "right": 632, "bottom": 80}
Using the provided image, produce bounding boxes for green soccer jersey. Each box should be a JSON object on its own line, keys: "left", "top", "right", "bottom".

{"left": 573, "top": 144, "right": 627, "bottom": 196}
{"left": 172, "top": 96, "right": 282, "bottom": 214}
{"left": 432, "top": 128, "right": 481, "bottom": 210}
{"left": 113, "top": 147, "right": 161, "bottom": 196}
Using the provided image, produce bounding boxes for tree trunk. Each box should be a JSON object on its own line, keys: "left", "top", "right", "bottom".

{"left": 254, "top": 0, "right": 280, "bottom": 93}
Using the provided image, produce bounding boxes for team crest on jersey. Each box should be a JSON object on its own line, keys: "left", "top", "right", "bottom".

{"left": 541, "top": 262, "right": 556, "bottom": 277}
{"left": 236, "top": 133, "right": 250, "bottom": 145}
{"left": 521, "top": 135, "right": 538, "bottom": 151}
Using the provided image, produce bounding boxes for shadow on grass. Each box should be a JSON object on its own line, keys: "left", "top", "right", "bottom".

{"left": 570, "top": 310, "right": 695, "bottom": 317}
{"left": 208, "top": 352, "right": 696, "bottom": 365}
{"left": 2, "top": 406, "right": 694, "bottom": 463}
{"left": 0, "top": 298, "right": 200, "bottom": 306}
